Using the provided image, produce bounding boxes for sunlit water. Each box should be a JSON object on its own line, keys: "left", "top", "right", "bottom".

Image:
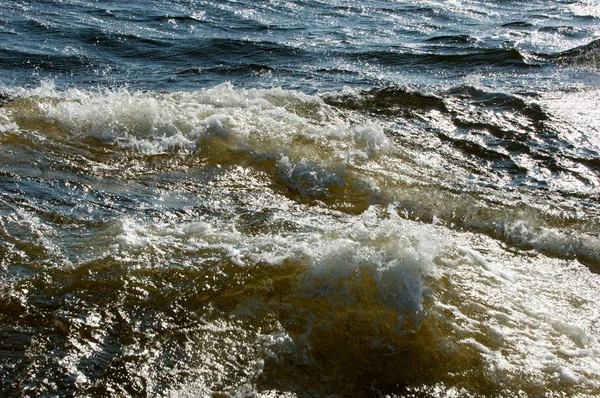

{"left": 1, "top": 1, "right": 600, "bottom": 397}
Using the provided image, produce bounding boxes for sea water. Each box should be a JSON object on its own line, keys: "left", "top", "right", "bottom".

{"left": 1, "top": 1, "right": 600, "bottom": 397}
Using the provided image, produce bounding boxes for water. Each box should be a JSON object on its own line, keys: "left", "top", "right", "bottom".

{"left": 1, "top": 1, "right": 600, "bottom": 397}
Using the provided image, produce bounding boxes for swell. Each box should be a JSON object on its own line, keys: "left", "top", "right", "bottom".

{"left": 0, "top": 48, "right": 96, "bottom": 74}
{"left": 347, "top": 47, "right": 541, "bottom": 69}
{"left": 176, "top": 64, "right": 277, "bottom": 78}
{"left": 425, "top": 34, "right": 477, "bottom": 45}
{"left": 86, "top": 36, "right": 309, "bottom": 66}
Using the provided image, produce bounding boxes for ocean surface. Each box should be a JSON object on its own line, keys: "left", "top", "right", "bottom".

{"left": 1, "top": 1, "right": 600, "bottom": 397}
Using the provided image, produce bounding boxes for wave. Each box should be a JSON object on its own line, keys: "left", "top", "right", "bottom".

{"left": 3, "top": 147, "right": 597, "bottom": 396}
{"left": 176, "top": 63, "right": 277, "bottom": 78}
{"left": 322, "top": 85, "right": 448, "bottom": 116}
{"left": 349, "top": 47, "right": 540, "bottom": 69}
{"left": 0, "top": 89, "right": 12, "bottom": 106}
{"left": 3, "top": 176, "right": 599, "bottom": 396}
{"left": 1, "top": 82, "right": 599, "bottom": 270}
{"left": 501, "top": 21, "right": 534, "bottom": 28}
{"left": 425, "top": 34, "right": 477, "bottom": 44}
{"left": 0, "top": 47, "right": 96, "bottom": 74}
{"left": 555, "top": 38, "right": 600, "bottom": 69}
{"left": 2, "top": 1, "right": 600, "bottom": 395}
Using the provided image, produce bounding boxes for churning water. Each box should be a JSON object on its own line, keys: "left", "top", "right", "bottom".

{"left": 1, "top": 1, "right": 600, "bottom": 397}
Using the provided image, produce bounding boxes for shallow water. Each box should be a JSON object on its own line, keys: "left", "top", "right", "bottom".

{"left": 1, "top": 1, "right": 600, "bottom": 397}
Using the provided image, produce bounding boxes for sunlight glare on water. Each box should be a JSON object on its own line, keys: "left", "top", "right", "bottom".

{"left": 1, "top": 0, "right": 600, "bottom": 397}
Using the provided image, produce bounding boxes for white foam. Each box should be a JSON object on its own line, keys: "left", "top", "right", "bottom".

{"left": 113, "top": 204, "right": 441, "bottom": 323}
{"left": 0, "top": 121, "right": 19, "bottom": 133}
{"left": 9, "top": 83, "right": 597, "bottom": 268}
{"left": 4, "top": 83, "right": 390, "bottom": 198}
{"left": 457, "top": 246, "right": 518, "bottom": 283}
{"left": 570, "top": 1, "right": 600, "bottom": 18}
{"left": 435, "top": 230, "right": 600, "bottom": 393}
{"left": 500, "top": 219, "right": 600, "bottom": 265}
{"left": 276, "top": 155, "right": 345, "bottom": 197}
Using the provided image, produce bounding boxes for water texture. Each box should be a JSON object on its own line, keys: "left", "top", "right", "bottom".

{"left": 1, "top": 1, "right": 600, "bottom": 397}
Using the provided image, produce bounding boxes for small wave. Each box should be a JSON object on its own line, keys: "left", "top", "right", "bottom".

{"left": 150, "top": 13, "right": 205, "bottom": 23}
{"left": 501, "top": 21, "right": 534, "bottom": 28}
{"left": 354, "top": 47, "right": 540, "bottom": 69}
{"left": 322, "top": 86, "right": 448, "bottom": 116}
{"left": 0, "top": 47, "right": 96, "bottom": 74}
{"left": 81, "top": 29, "right": 171, "bottom": 59}
{"left": 444, "top": 85, "right": 549, "bottom": 121}
{"left": 425, "top": 34, "right": 476, "bottom": 44}
{"left": 555, "top": 38, "right": 600, "bottom": 69}
{"left": 201, "top": 38, "right": 302, "bottom": 59}
{"left": 195, "top": 63, "right": 277, "bottom": 77}
{"left": 499, "top": 220, "right": 600, "bottom": 272}
{"left": 0, "top": 90, "right": 13, "bottom": 107}
{"left": 538, "top": 25, "right": 580, "bottom": 36}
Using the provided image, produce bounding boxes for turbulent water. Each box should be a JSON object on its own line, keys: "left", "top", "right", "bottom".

{"left": 1, "top": 1, "right": 600, "bottom": 397}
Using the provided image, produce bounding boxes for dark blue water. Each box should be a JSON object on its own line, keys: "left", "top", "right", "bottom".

{"left": 2, "top": 0, "right": 599, "bottom": 91}
{"left": 1, "top": 1, "right": 600, "bottom": 397}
